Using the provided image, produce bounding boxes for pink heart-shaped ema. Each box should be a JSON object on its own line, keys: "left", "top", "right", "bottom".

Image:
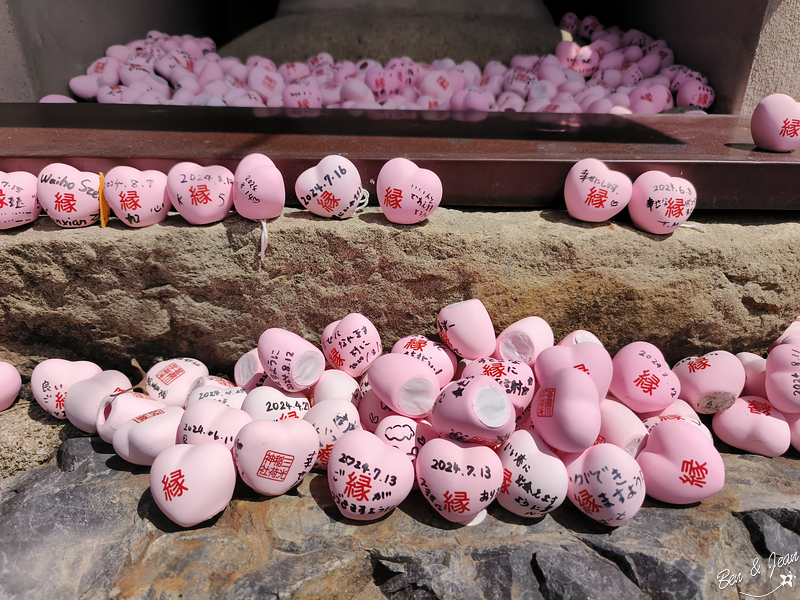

{"left": 564, "top": 443, "right": 646, "bottom": 525}
{"left": 233, "top": 153, "right": 285, "bottom": 221}
{"left": 234, "top": 349, "right": 269, "bottom": 392}
{"left": 358, "top": 384, "right": 399, "bottom": 432}
{"left": 712, "top": 396, "right": 791, "bottom": 457}
{"left": 112, "top": 405, "right": 184, "bottom": 465}
{"left": 597, "top": 398, "right": 649, "bottom": 457}
{"left": 37, "top": 163, "right": 100, "bottom": 228}
{"left": 328, "top": 429, "right": 415, "bottom": 520}
{"left": 310, "top": 369, "right": 361, "bottom": 406}
{"left": 0, "top": 171, "right": 40, "bottom": 229}
{"left": 374, "top": 415, "right": 438, "bottom": 466}
{"left": 529, "top": 367, "right": 601, "bottom": 453}
{"left": 416, "top": 438, "right": 503, "bottom": 524}
{"left": 303, "top": 398, "right": 362, "bottom": 469}
{"left": 257, "top": 328, "right": 326, "bottom": 392}
{"left": 234, "top": 418, "right": 319, "bottom": 496}
{"left": 751, "top": 93, "right": 800, "bottom": 152}
{"left": 282, "top": 83, "right": 322, "bottom": 109}
{"left": 564, "top": 158, "right": 632, "bottom": 222}
{"left": 96, "top": 391, "right": 167, "bottom": 443}
{"left": 365, "top": 66, "right": 399, "bottom": 100}
{"left": 392, "top": 335, "right": 457, "bottom": 389}
{"left": 321, "top": 313, "right": 382, "bottom": 377}
{"left": 461, "top": 358, "right": 535, "bottom": 418}
{"left": 103, "top": 166, "right": 171, "bottom": 227}
{"left": 366, "top": 353, "right": 440, "bottom": 419}
{"left": 30, "top": 358, "right": 102, "bottom": 419}
{"left": 178, "top": 397, "right": 252, "bottom": 449}
{"left": 609, "top": 341, "right": 681, "bottom": 413}
{"left": 64, "top": 370, "right": 131, "bottom": 433}
{"left": 764, "top": 342, "right": 800, "bottom": 413}
{"left": 150, "top": 441, "right": 237, "bottom": 528}
{"left": 628, "top": 171, "right": 697, "bottom": 234}
{"left": 676, "top": 80, "right": 714, "bottom": 110}
{"left": 494, "top": 316, "right": 554, "bottom": 367}
{"left": 636, "top": 419, "right": 725, "bottom": 504}
{"left": 145, "top": 358, "right": 210, "bottom": 407}
{"left": 295, "top": 155, "right": 363, "bottom": 219}
{"left": 534, "top": 342, "right": 613, "bottom": 401}
{"left": 639, "top": 398, "right": 713, "bottom": 443}
{"left": 672, "top": 351, "right": 745, "bottom": 414}
{"left": 736, "top": 351, "right": 767, "bottom": 398}
{"left": 497, "top": 429, "right": 568, "bottom": 518}
{"left": 376, "top": 157, "right": 442, "bottom": 225}
{"left": 87, "top": 57, "right": 121, "bottom": 85}
{"left": 0, "top": 362, "right": 22, "bottom": 411}
{"left": 436, "top": 299, "right": 496, "bottom": 360}
{"left": 240, "top": 386, "right": 311, "bottom": 421}
{"left": 166, "top": 162, "right": 234, "bottom": 225}
{"left": 185, "top": 385, "right": 247, "bottom": 409}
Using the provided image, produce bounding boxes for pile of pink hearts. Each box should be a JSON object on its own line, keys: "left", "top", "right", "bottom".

{"left": 7, "top": 299, "right": 800, "bottom": 529}
{"left": 750, "top": 92, "right": 800, "bottom": 152}
{"left": 42, "top": 18, "right": 712, "bottom": 115}
{"left": 0, "top": 154, "right": 441, "bottom": 231}
{"left": 563, "top": 158, "right": 697, "bottom": 234}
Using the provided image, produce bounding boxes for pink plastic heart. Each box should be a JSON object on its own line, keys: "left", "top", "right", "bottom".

{"left": 436, "top": 299, "right": 496, "bottom": 360}
{"left": 240, "top": 385, "right": 311, "bottom": 420}
{"left": 30, "top": 358, "right": 102, "bottom": 419}
{"left": 769, "top": 316, "right": 800, "bottom": 350}
{"left": 528, "top": 367, "right": 601, "bottom": 453}
{"left": 497, "top": 429, "right": 568, "bottom": 517}
{"left": 37, "top": 163, "right": 100, "bottom": 228}
{"left": 320, "top": 313, "right": 382, "bottom": 377}
{"left": 232, "top": 153, "right": 285, "bottom": 220}
{"left": 639, "top": 398, "right": 713, "bottom": 443}
{"left": 416, "top": 437, "right": 503, "bottom": 523}
{"left": 736, "top": 352, "right": 767, "bottom": 398}
{"left": 178, "top": 397, "right": 252, "bottom": 449}
{"left": 0, "top": 171, "right": 40, "bottom": 230}
{"left": 597, "top": 397, "right": 648, "bottom": 457}
{"left": 295, "top": 155, "right": 363, "bottom": 219}
{"left": 234, "top": 418, "right": 319, "bottom": 495}
{"left": 358, "top": 385, "right": 399, "bottom": 432}
{"left": 534, "top": 342, "right": 613, "bottom": 401}
{"left": 234, "top": 349, "right": 269, "bottom": 392}
{"left": 303, "top": 398, "right": 362, "bottom": 469}
{"left": 96, "top": 391, "right": 167, "bottom": 443}
{"left": 787, "top": 411, "right": 800, "bottom": 452}
{"left": 764, "top": 342, "right": 800, "bottom": 413}
{"left": 112, "top": 405, "right": 184, "bottom": 465}
{"left": 150, "top": 441, "right": 237, "bottom": 527}
{"left": 0, "top": 362, "right": 22, "bottom": 411}
{"left": 628, "top": 171, "right": 697, "bottom": 234}
{"left": 712, "top": 396, "right": 790, "bottom": 457}
{"left": 750, "top": 94, "right": 800, "bottom": 152}
{"left": 376, "top": 157, "right": 442, "bottom": 224}
{"left": 461, "top": 358, "right": 535, "bottom": 418}
{"left": 103, "top": 166, "right": 171, "bottom": 227}
{"left": 309, "top": 369, "right": 360, "bottom": 406}
{"left": 672, "top": 351, "right": 745, "bottom": 414}
{"left": 609, "top": 341, "right": 680, "bottom": 413}
{"left": 257, "top": 328, "right": 326, "bottom": 392}
{"left": 493, "top": 316, "right": 554, "bottom": 367}
{"left": 392, "top": 335, "right": 457, "bottom": 389}
{"left": 636, "top": 419, "right": 725, "bottom": 504}
{"left": 64, "top": 370, "right": 131, "bottom": 433}
{"left": 564, "top": 158, "right": 632, "bottom": 223}
{"left": 166, "top": 162, "right": 234, "bottom": 225}
{"left": 328, "top": 429, "right": 415, "bottom": 520}
{"left": 185, "top": 386, "right": 247, "bottom": 409}
{"left": 558, "top": 329, "right": 603, "bottom": 347}
{"left": 145, "top": 357, "right": 210, "bottom": 407}
{"left": 366, "top": 353, "right": 440, "bottom": 418}
{"left": 374, "top": 415, "right": 438, "bottom": 466}
{"left": 564, "top": 443, "right": 645, "bottom": 525}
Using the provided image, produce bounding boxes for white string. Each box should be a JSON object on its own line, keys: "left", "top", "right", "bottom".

{"left": 679, "top": 222, "right": 707, "bottom": 233}
{"left": 356, "top": 188, "right": 370, "bottom": 212}
{"left": 259, "top": 219, "right": 268, "bottom": 263}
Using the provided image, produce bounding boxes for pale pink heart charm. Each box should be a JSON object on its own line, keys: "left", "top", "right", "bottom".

{"left": 247, "top": 68, "right": 286, "bottom": 101}
{"left": 769, "top": 316, "right": 800, "bottom": 350}
{"left": 374, "top": 415, "right": 438, "bottom": 465}
{"left": 786, "top": 411, "right": 800, "bottom": 452}
{"left": 609, "top": 342, "right": 680, "bottom": 413}
{"left": 628, "top": 171, "right": 697, "bottom": 235}
{"left": 558, "top": 329, "right": 603, "bottom": 347}
{"left": 295, "top": 155, "right": 364, "bottom": 219}
{"left": 30, "top": 358, "right": 102, "bottom": 419}
{"left": 166, "top": 162, "right": 234, "bottom": 225}
{"left": 64, "top": 370, "right": 131, "bottom": 433}
{"left": 240, "top": 386, "right": 311, "bottom": 420}
{"left": 461, "top": 358, "right": 535, "bottom": 419}
{"left": 303, "top": 398, "right": 362, "bottom": 469}
{"left": 636, "top": 419, "right": 725, "bottom": 504}
{"left": 534, "top": 342, "right": 613, "bottom": 402}
{"left": 639, "top": 399, "right": 713, "bottom": 443}
{"left": 103, "top": 166, "right": 171, "bottom": 227}
{"left": 145, "top": 358, "right": 209, "bottom": 407}
{"left": 750, "top": 93, "right": 800, "bottom": 152}
{"left": 185, "top": 385, "right": 247, "bottom": 410}
{"left": 233, "top": 418, "right": 319, "bottom": 496}
{"left": 37, "top": 163, "right": 100, "bottom": 228}
{"left": 416, "top": 438, "right": 503, "bottom": 524}
{"left": 233, "top": 153, "right": 285, "bottom": 221}
{"left": 672, "top": 351, "right": 745, "bottom": 414}
{"left": 376, "top": 157, "right": 442, "bottom": 225}
{"left": 178, "top": 397, "right": 252, "bottom": 449}
{"left": 736, "top": 352, "right": 768, "bottom": 398}
{"left": 150, "top": 441, "right": 237, "bottom": 528}
{"left": 283, "top": 83, "right": 322, "bottom": 109}
{"left": 358, "top": 385, "right": 399, "bottom": 432}
{"left": 328, "top": 430, "right": 415, "bottom": 520}
{"left": 310, "top": 369, "right": 361, "bottom": 406}
{"left": 0, "top": 362, "right": 22, "bottom": 411}
{"left": 320, "top": 313, "right": 382, "bottom": 377}
{"left": 87, "top": 57, "right": 121, "bottom": 85}
{"left": 529, "top": 368, "right": 601, "bottom": 453}
{"left": 112, "top": 405, "right": 184, "bottom": 465}
{"left": 234, "top": 349, "right": 269, "bottom": 392}
{"left": 0, "top": 171, "right": 40, "bottom": 230}
{"left": 564, "top": 443, "right": 645, "bottom": 525}
{"left": 564, "top": 158, "right": 632, "bottom": 222}
{"left": 597, "top": 398, "right": 649, "bottom": 457}
{"left": 497, "top": 429, "right": 568, "bottom": 518}
{"left": 392, "top": 335, "right": 457, "bottom": 389}
{"left": 764, "top": 342, "right": 800, "bottom": 413}
{"left": 430, "top": 375, "right": 515, "bottom": 446}
{"left": 712, "top": 396, "right": 791, "bottom": 457}
{"left": 96, "top": 391, "right": 166, "bottom": 443}
{"left": 436, "top": 299, "right": 496, "bottom": 360}
{"left": 257, "top": 328, "right": 326, "bottom": 392}
{"left": 366, "top": 353, "right": 440, "bottom": 419}
{"left": 493, "top": 316, "right": 554, "bottom": 367}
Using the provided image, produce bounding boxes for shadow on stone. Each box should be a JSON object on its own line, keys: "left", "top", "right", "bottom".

{"left": 356, "top": 211, "right": 431, "bottom": 230}
{"left": 486, "top": 501, "right": 548, "bottom": 526}
{"left": 137, "top": 486, "right": 224, "bottom": 533}
{"left": 547, "top": 502, "right": 617, "bottom": 535}
{"left": 394, "top": 489, "right": 466, "bottom": 531}
{"left": 105, "top": 453, "right": 150, "bottom": 475}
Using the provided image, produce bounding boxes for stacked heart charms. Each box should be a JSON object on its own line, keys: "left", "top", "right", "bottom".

{"left": 563, "top": 158, "right": 632, "bottom": 222}
{"left": 103, "top": 166, "right": 171, "bottom": 227}
{"left": 0, "top": 171, "right": 40, "bottom": 230}
{"left": 37, "top": 163, "right": 101, "bottom": 228}
{"left": 295, "top": 155, "right": 363, "bottom": 219}
{"left": 376, "top": 158, "right": 443, "bottom": 225}
{"left": 166, "top": 162, "right": 234, "bottom": 225}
